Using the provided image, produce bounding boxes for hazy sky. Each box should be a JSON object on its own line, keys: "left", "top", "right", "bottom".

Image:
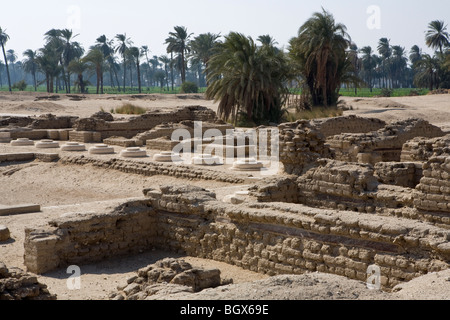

{"left": 1, "top": 0, "right": 449, "bottom": 60}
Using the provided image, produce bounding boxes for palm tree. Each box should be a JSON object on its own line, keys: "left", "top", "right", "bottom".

{"left": 206, "top": 32, "right": 290, "bottom": 124}
{"left": 391, "top": 45, "right": 408, "bottom": 88}
{"left": 189, "top": 33, "right": 221, "bottom": 85}
{"left": 6, "top": 49, "right": 17, "bottom": 83}
{"left": 115, "top": 33, "right": 133, "bottom": 91}
{"left": 414, "top": 54, "right": 440, "bottom": 90}
{"left": 377, "top": 38, "right": 392, "bottom": 88}
{"left": 36, "top": 42, "right": 62, "bottom": 93}
{"left": 59, "top": 29, "right": 84, "bottom": 93}
{"left": 23, "top": 49, "right": 38, "bottom": 91}
{"left": 426, "top": 20, "right": 450, "bottom": 54}
{"left": 67, "top": 58, "right": 88, "bottom": 93}
{"left": 140, "top": 46, "right": 152, "bottom": 89}
{"left": 165, "top": 26, "right": 193, "bottom": 84}
{"left": 288, "top": 8, "right": 351, "bottom": 107}
{"left": 158, "top": 55, "right": 171, "bottom": 91}
{"left": 359, "top": 46, "right": 377, "bottom": 92}
{"left": 127, "top": 46, "right": 142, "bottom": 93}
{"left": 95, "top": 35, "right": 120, "bottom": 91}
{"left": 0, "top": 27, "right": 12, "bottom": 92}
{"left": 83, "top": 48, "right": 104, "bottom": 94}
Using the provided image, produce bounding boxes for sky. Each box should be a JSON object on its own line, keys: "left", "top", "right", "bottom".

{"left": 1, "top": 0, "right": 449, "bottom": 61}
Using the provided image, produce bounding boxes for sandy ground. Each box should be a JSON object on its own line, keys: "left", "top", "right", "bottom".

{"left": 0, "top": 92, "right": 449, "bottom": 301}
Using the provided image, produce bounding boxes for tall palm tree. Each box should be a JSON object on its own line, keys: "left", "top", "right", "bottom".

{"left": 189, "top": 33, "right": 221, "bottom": 84}
{"left": 158, "top": 55, "right": 171, "bottom": 91}
{"left": 377, "top": 38, "right": 392, "bottom": 88}
{"left": 83, "top": 48, "right": 105, "bottom": 94}
{"left": 6, "top": 49, "right": 17, "bottom": 83}
{"left": 414, "top": 53, "right": 440, "bottom": 90}
{"left": 165, "top": 26, "right": 192, "bottom": 84}
{"left": 59, "top": 29, "right": 84, "bottom": 93}
{"left": 360, "top": 46, "right": 377, "bottom": 92}
{"left": 391, "top": 45, "right": 408, "bottom": 88}
{"left": 288, "top": 8, "right": 351, "bottom": 107}
{"left": 36, "top": 42, "right": 62, "bottom": 93}
{"left": 409, "top": 45, "right": 422, "bottom": 65}
{"left": 127, "top": 46, "right": 142, "bottom": 93}
{"left": 95, "top": 35, "right": 120, "bottom": 91}
{"left": 115, "top": 33, "right": 133, "bottom": 91}
{"left": 206, "top": 32, "right": 290, "bottom": 124}
{"left": 140, "top": 46, "right": 152, "bottom": 89}
{"left": 426, "top": 20, "right": 450, "bottom": 54}
{"left": 23, "top": 49, "right": 38, "bottom": 91}
{"left": 0, "top": 27, "right": 12, "bottom": 92}
{"left": 67, "top": 58, "right": 88, "bottom": 93}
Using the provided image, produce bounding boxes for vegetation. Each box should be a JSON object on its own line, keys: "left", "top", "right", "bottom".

{"left": 113, "top": 103, "right": 147, "bottom": 115}
{"left": 0, "top": 11, "right": 449, "bottom": 124}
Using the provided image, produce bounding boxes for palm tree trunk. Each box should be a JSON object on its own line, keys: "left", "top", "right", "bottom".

{"left": 122, "top": 60, "right": 126, "bottom": 92}
{"left": 1, "top": 43, "right": 12, "bottom": 92}
{"left": 136, "top": 62, "right": 141, "bottom": 94}
{"left": 170, "top": 52, "right": 174, "bottom": 91}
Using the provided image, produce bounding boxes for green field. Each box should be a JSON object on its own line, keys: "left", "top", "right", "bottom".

{"left": 0, "top": 85, "right": 428, "bottom": 97}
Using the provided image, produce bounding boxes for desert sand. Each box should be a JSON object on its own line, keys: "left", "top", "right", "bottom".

{"left": 0, "top": 91, "right": 449, "bottom": 300}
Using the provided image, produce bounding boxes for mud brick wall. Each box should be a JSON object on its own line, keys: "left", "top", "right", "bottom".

{"left": 23, "top": 186, "right": 450, "bottom": 289}
{"left": 328, "top": 119, "right": 445, "bottom": 164}
{"left": 278, "top": 121, "right": 331, "bottom": 175}
{"left": 74, "top": 106, "right": 218, "bottom": 139}
{"left": 374, "top": 162, "right": 423, "bottom": 188}
{"left": 59, "top": 155, "right": 245, "bottom": 184}
{"left": 249, "top": 176, "right": 299, "bottom": 203}
{"left": 413, "top": 156, "right": 450, "bottom": 223}
{"left": 401, "top": 134, "right": 450, "bottom": 162}
{"left": 68, "top": 131, "right": 102, "bottom": 143}
{"left": 311, "top": 116, "right": 386, "bottom": 138}
{"left": 24, "top": 200, "right": 157, "bottom": 274}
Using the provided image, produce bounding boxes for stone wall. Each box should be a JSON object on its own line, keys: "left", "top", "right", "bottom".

{"left": 24, "top": 185, "right": 450, "bottom": 289}
{"left": 401, "top": 134, "right": 450, "bottom": 162}
{"left": 24, "top": 200, "right": 157, "bottom": 274}
{"left": 278, "top": 121, "right": 331, "bottom": 175}
{"left": 0, "top": 152, "right": 59, "bottom": 163}
{"left": 311, "top": 115, "right": 386, "bottom": 138}
{"left": 59, "top": 155, "right": 245, "bottom": 184}
{"left": 74, "top": 106, "right": 218, "bottom": 140}
{"left": 374, "top": 162, "right": 423, "bottom": 188}
{"left": 327, "top": 119, "right": 444, "bottom": 164}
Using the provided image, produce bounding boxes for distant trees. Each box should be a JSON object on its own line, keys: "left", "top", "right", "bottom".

{"left": 0, "top": 27, "right": 12, "bottom": 92}
{"left": 165, "top": 26, "right": 192, "bottom": 84}
{"left": 22, "top": 49, "right": 38, "bottom": 91}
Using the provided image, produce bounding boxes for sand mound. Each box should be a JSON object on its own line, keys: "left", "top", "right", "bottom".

{"left": 9, "top": 102, "right": 67, "bottom": 113}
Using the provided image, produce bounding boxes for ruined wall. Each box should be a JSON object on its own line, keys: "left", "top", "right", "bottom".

{"left": 278, "top": 121, "right": 331, "bottom": 175}
{"left": 24, "top": 200, "right": 157, "bottom": 274}
{"left": 74, "top": 106, "right": 218, "bottom": 140}
{"left": 24, "top": 185, "right": 450, "bottom": 289}
{"left": 59, "top": 155, "right": 245, "bottom": 184}
{"left": 327, "top": 119, "right": 445, "bottom": 164}
{"left": 311, "top": 115, "right": 386, "bottom": 138}
{"left": 413, "top": 156, "right": 450, "bottom": 224}
{"left": 401, "top": 134, "right": 450, "bottom": 162}
{"left": 374, "top": 162, "right": 423, "bottom": 188}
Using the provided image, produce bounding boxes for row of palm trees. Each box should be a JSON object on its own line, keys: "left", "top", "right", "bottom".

{"left": 1, "top": 11, "right": 449, "bottom": 125}
{"left": 0, "top": 26, "right": 220, "bottom": 94}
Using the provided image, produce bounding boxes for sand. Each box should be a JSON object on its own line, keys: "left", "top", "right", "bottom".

{"left": 0, "top": 91, "right": 449, "bottom": 300}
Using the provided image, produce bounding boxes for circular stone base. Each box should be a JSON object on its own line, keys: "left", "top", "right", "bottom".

{"left": 120, "top": 147, "right": 147, "bottom": 158}
{"left": 232, "top": 158, "right": 264, "bottom": 171}
{"left": 35, "top": 140, "right": 60, "bottom": 149}
{"left": 153, "top": 152, "right": 183, "bottom": 162}
{"left": 191, "top": 154, "right": 223, "bottom": 166}
{"left": 10, "top": 138, "right": 34, "bottom": 146}
{"left": 89, "top": 144, "right": 115, "bottom": 155}
{"left": 61, "top": 142, "right": 86, "bottom": 152}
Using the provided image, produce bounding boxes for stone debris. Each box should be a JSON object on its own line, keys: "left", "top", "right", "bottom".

{"left": 0, "top": 261, "right": 56, "bottom": 300}
{"left": 109, "top": 258, "right": 224, "bottom": 300}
